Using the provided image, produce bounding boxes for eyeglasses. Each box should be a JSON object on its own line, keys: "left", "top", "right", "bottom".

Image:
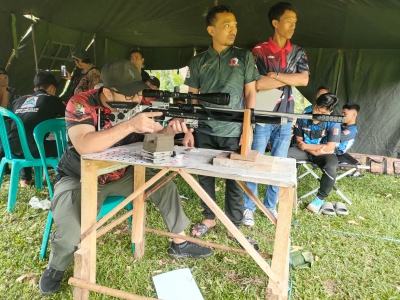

{"left": 110, "top": 89, "right": 142, "bottom": 100}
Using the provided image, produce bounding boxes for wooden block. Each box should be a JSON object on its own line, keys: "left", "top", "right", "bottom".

{"left": 231, "top": 150, "right": 260, "bottom": 162}
{"left": 213, "top": 151, "right": 274, "bottom": 172}
{"left": 73, "top": 248, "right": 90, "bottom": 300}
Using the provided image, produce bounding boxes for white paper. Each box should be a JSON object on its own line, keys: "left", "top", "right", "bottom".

{"left": 152, "top": 268, "right": 204, "bottom": 300}
{"left": 255, "top": 89, "right": 283, "bottom": 111}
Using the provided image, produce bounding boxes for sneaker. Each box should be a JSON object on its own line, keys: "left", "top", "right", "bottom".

{"left": 167, "top": 241, "right": 213, "bottom": 259}
{"left": 39, "top": 267, "right": 65, "bottom": 295}
{"left": 268, "top": 209, "right": 278, "bottom": 220}
{"left": 242, "top": 209, "right": 255, "bottom": 226}
{"left": 307, "top": 197, "right": 324, "bottom": 214}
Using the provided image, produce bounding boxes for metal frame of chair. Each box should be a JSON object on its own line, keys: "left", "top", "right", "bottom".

{"left": 297, "top": 154, "right": 370, "bottom": 206}
{"left": 0, "top": 107, "right": 45, "bottom": 211}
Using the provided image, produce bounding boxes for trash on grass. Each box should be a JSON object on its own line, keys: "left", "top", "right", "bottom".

{"left": 29, "top": 196, "right": 51, "bottom": 210}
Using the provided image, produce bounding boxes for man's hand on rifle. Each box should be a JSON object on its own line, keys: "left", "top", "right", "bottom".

{"left": 182, "top": 131, "right": 194, "bottom": 148}
{"left": 162, "top": 119, "right": 194, "bottom": 136}
{"left": 129, "top": 111, "right": 163, "bottom": 133}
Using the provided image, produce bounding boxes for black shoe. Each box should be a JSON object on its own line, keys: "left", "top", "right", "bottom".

{"left": 39, "top": 267, "right": 65, "bottom": 295}
{"left": 168, "top": 241, "right": 213, "bottom": 259}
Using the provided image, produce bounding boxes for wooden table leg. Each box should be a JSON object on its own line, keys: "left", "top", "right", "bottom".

{"left": 178, "top": 169, "right": 284, "bottom": 291}
{"left": 267, "top": 187, "right": 295, "bottom": 300}
{"left": 73, "top": 159, "right": 100, "bottom": 299}
{"left": 132, "top": 166, "right": 146, "bottom": 259}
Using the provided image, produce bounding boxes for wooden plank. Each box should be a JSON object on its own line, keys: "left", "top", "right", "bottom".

{"left": 72, "top": 248, "right": 90, "bottom": 300}
{"left": 240, "top": 108, "right": 251, "bottom": 156}
{"left": 231, "top": 150, "right": 260, "bottom": 162}
{"left": 146, "top": 228, "right": 272, "bottom": 258}
{"left": 81, "top": 167, "right": 170, "bottom": 241}
{"left": 96, "top": 172, "right": 178, "bottom": 239}
{"left": 132, "top": 166, "right": 146, "bottom": 259}
{"left": 267, "top": 187, "right": 295, "bottom": 300}
{"left": 236, "top": 180, "right": 277, "bottom": 226}
{"left": 80, "top": 159, "right": 100, "bottom": 286}
{"left": 69, "top": 278, "right": 159, "bottom": 300}
{"left": 213, "top": 151, "right": 273, "bottom": 171}
{"left": 178, "top": 169, "right": 284, "bottom": 291}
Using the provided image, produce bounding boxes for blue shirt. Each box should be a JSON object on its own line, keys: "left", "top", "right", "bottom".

{"left": 335, "top": 124, "right": 358, "bottom": 155}
{"left": 294, "top": 113, "right": 341, "bottom": 145}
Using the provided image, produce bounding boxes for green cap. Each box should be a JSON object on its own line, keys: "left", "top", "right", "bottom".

{"left": 101, "top": 59, "right": 148, "bottom": 96}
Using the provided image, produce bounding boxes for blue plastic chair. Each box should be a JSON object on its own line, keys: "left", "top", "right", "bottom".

{"left": 33, "top": 119, "right": 133, "bottom": 259}
{"left": 0, "top": 107, "right": 45, "bottom": 211}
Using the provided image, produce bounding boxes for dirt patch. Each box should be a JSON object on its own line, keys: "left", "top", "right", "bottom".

{"left": 324, "top": 279, "right": 337, "bottom": 296}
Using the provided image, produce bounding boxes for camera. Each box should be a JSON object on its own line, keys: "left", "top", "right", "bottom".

{"left": 61, "top": 65, "right": 67, "bottom": 77}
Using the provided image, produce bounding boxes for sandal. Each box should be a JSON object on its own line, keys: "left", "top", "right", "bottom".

{"left": 231, "top": 235, "right": 260, "bottom": 252}
{"left": 191, "top": 222, "right": 216, "bottom": 238}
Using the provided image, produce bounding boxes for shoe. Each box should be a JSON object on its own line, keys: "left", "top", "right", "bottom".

{"left": 307, "top": 197, "right": 324, "bottom": 214}
{"left": 242, "top": 209, "right": 255, "bottom": 226}
{"left": 168, "top": 241, "right": 213, "bottom": 259}
{"left": 39, "top": 267, "right": 65, "bottom": 295}
{"left": 20, "top": 179, "right": 33, "bottom": 187}
{"left": 233, "top": 235, "right": 260, "bottom": 252}
{"left": 268, "top": 209, "right": 278, "bottom": 220}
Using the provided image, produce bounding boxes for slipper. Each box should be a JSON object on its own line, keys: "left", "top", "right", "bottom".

{"left": 334, "top": 202, "right": 349, "bottom": 216}
{"left": 319, "top": 202, "right": 336, "bottom": 216}
{"left": 191, "top": 222, "right": 216, "bottom": 238}
{"left": 232, "top": 235, "right": 260, "bottom": 252}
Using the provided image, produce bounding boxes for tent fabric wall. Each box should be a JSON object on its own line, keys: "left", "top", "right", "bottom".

{"left": 299, "top": 48, "right": 400, "bottom": 157}
{"left": 1, "top": 1, "right": 400, "bottom": 157}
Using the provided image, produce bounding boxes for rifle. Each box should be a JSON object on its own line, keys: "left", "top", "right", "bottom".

{"left": 104, "top": 89, "right": 345, "bottom": 128}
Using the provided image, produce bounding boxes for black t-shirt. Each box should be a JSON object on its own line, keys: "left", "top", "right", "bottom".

{"left": 141, "top": 69, "right": 150, "bottom": 82}
{"left": 9, "top": 89, "right": 65, "bottom": 154}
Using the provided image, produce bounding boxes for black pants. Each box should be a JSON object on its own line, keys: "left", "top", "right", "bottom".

{"left": 0, "top": 140, "right": 58, "bottom": 181}
{"left": 194, "top": 131, "right": 243, "bottom": 227}
{"left": 288, "top": 146, "right": 338, "bottom": 200}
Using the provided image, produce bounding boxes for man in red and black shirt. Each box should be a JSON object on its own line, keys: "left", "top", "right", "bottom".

{"left": 243, "top": 2, "right": 309, "bottom": 226}
{"left": 39, "top": 59, "right": 212, "bottom": 296}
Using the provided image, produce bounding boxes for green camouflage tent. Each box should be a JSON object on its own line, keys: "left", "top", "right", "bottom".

{"left": 1, "top": 0, "right": 400, "bottom": 156}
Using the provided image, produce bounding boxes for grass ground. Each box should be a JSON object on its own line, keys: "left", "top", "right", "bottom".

{"left": 0, "top": 169, "right": 399, "bottom": 300}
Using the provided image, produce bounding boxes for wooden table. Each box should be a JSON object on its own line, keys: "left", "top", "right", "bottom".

{"left": 68, "top": 143, "right": 297, "bottom": 300}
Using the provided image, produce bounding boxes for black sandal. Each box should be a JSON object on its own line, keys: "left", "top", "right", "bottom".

{"left": 191, "top": 222, "right": 216, "bottom": 238}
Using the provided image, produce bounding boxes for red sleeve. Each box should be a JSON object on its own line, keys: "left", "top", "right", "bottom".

{"left": 65, "top": 95, "right": 97, "bottom": 130}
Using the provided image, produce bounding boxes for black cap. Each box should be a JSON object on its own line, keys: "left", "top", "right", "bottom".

{"left": 147, "top": 76, "right": 160, "bottom": 88}
{"left": 0, "top": 67, "right": 8, "bottom": 75}
{"left": 67, "top": 49, "right": 89, "bottom": 62}
{"left": 101, "top": 59, "right": 149, "bottom": 96}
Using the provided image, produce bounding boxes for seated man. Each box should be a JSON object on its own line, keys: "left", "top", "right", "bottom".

{"left": 39, "top": 59, "right": 212, "bottom": 296}
{"left": 336, "top": 103, "right": 360, "bottom": 156}
{"left": 0, "top": 71, "right": 65, "bottom": 186}
{"left": 288, "top": 93, "right": 340, "bottom": 213}
{"left": 303, "top": 85, "right": 330, "bottom": 113}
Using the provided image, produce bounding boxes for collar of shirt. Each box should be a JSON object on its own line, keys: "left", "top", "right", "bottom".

{"left": 33, "top": 89, "right": 48, "bottom": 96}
{"left": 267, "top": 37, "right": 293, "bottom": 69}
{"left": 207, "top": 44, "right": 233, "bottom": 58}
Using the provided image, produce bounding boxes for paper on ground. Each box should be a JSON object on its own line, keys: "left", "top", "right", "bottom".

{"left": 152, "top": 268, "right": 204, "bottom": 300}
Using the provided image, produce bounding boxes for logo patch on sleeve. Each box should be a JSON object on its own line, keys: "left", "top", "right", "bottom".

{"left": 342, "top": 129, "right": 350, "bottom": 135}
{"left": 73, "top": 101, "right": 85, "bottom": 115}
{"left": 333, "top": 128, "right": 339, "bottom": 136}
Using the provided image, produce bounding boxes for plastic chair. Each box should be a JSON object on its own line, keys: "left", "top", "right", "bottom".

{"left": 33, "top": 119, "right": 133, "bottom": 259}
{"left": 0, "top": 107, "right": 45, "bottom": 211}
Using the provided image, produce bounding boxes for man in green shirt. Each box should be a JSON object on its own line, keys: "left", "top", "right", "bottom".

{"left": 183, "top": 5, "right": 260, "bottom": 245}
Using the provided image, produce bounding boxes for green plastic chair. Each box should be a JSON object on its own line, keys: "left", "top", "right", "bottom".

{"left": 33, "top": 119, "right": 133, "bottom": 259}
{"left": 0, "top": 107, "right": 45, "bottom": 211}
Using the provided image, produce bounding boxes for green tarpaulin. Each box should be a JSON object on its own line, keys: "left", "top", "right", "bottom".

{"left": 0, "top": 0, "right": 399, "bottom": 156}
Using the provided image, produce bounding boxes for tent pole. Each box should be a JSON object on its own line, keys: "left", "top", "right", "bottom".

{"left": 31, "top": 23, "right": 39, "bottom": 74}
